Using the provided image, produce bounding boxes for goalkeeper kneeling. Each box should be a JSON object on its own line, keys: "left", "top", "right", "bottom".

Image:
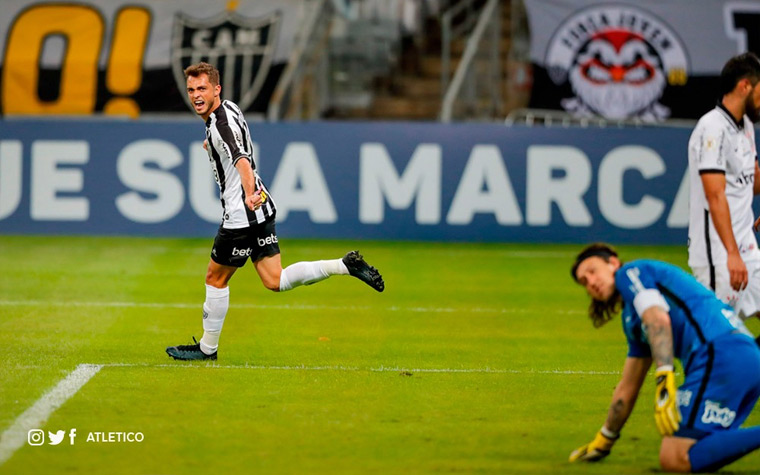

{"left": 569, "top": 243, "right": 760, "bottom": 473}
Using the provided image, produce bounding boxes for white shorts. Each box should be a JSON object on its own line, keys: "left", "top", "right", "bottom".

{"left": 692, "top": 260, "right": 760, "bottom": 319}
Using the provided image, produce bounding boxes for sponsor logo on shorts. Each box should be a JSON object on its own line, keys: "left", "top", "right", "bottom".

{"left": 701, "top": 400, "right": 736, "bottom": 428}
{"left": 676, "top": 389, "right": 692, "bottom": 408}
{"left": 257, "top": 233, "right": 278, "bottom": 247}
{"left": 231, "top": 247, "right": 253, "bottom": 257}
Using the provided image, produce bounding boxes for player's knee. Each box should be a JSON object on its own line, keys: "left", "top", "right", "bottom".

{"left": 205, "top": 270, "right": 220, "bottom": 287}
{"left": 258, "top": 266, "right": 282, "bottom": 292}
{"left": 205, "top": 269, "right": 229, "bottom": 288}
{"left": 262, "top": 275, "right": 280, "bottom": 292}
{"left": 659, "top": 442, "right": 691, "bottom": 473}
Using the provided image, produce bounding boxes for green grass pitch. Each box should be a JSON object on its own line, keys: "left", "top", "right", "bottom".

{"left": 1, "top": 236, "right": 758, "bottom": 473}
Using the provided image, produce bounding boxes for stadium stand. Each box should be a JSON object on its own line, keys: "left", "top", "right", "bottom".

{"left": 314, "top": 0, "right": 521, "bottom": 121}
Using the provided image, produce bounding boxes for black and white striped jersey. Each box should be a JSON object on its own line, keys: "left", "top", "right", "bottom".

{"left": 204, "top": 100, "right": 276, "bottom": 229}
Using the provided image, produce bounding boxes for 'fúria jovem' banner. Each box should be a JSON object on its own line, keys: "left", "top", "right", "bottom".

{"left": 524, "top": 0, "right": 760, "bottom": 121}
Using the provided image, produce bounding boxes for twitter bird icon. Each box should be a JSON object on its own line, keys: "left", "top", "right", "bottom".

{"left": 48, "top": 430, "right": 65, "bottom": 445}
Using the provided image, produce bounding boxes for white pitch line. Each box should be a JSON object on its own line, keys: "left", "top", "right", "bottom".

{"left": 0, "top": 361, "right": 617, "bottom": 466}
{"left": 5, "top": 362, "right": 620, "bottom": 375}
{"left": 370, "top": 367, "right": 620, "bottom": 375}
{"left": 100, "top": 362, "right": 619, "bottom": 375}
{"left": 0, "top": 300, "right": 584, "bottom": 315}
{"left": 0, "top": 364, "right": 102, "bottom": 466}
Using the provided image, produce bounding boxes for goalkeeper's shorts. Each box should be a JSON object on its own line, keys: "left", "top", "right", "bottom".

{"left": 675, "top": 332, "right": 760, "bottom": 439}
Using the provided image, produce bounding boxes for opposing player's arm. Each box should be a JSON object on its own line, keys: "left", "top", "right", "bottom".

{"left": 702, "top": 171, "right": 738, "bottom": 254}
{"left": 701, "top": 171, "right": 747, "bottom": 290}
{"left": 569, "top": 356, "right": 650, "bottom": 462}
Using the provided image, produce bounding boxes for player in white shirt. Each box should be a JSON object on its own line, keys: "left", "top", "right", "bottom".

{"left": 688, "top": 52, "right": 760, "bottom": 326}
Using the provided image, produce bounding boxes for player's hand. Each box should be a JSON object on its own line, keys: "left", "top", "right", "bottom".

{"left": 727, "top": 253, "right": 748, "bottom": 291}
{"left": 755, "top": 216, "right": 760, "bottom": 233}
{"left": 569, "top": 430, "right": 617, "bottom": 462}
{"left": 654, "top": 367, "right": 680, "bottom": 436}
{"left": 245, "top": 190, "right": 263, "bottom": 211}
{"left": 203, "top": 140, "right": 208, "bottom": 151}
{"left": 245, "top": 190, "right": 268, "bottom": 211}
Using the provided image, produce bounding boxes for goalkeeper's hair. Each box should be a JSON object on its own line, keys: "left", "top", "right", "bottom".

{"left": 571, "top": 243, "right": 623, "bottom": 328}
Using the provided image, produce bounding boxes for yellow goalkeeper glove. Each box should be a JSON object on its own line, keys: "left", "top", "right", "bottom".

{"left": 569, "top": 428, "right": 618, "bottom": 462}
{"left": 654, "top": 365, "right": 680, "bottom": 436}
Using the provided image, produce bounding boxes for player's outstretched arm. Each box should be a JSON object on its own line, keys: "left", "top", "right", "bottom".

{"left": 570, "top": 357, "right": 651, "bottom": 462}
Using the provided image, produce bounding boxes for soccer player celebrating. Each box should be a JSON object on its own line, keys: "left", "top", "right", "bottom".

{"left": 688, "top": 53, "right": 760, "bottom": 329}
{"left": 570, "top": 243, "right": 760, "bottom": 473}
{"left": 166, "top": 62, "right": 384, "bottom": 361}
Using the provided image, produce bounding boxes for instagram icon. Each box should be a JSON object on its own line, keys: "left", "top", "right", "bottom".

{"left": 27, "top": 429, "right": 44, "bottom": 446}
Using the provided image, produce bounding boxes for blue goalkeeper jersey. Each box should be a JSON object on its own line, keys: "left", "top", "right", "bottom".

{"left": 614, "top": 259, "right": 751, "bottom": 369}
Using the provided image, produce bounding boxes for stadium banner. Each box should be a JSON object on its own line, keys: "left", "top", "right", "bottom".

{"left": 0, "top": 0, "right": 308, "bottom": 117}
{"left": 523, "top": 0, "right": 760, "bottom": 121}
{"left": 0, "top": 118, "right": 719, "bottom": 244}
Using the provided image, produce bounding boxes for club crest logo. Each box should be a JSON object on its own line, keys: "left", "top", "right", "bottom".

{"left": 545, "top": 5, "right": 689, "bottom": 121}
{"left": 171, "top": 10, "right": 281, "bottom": 111}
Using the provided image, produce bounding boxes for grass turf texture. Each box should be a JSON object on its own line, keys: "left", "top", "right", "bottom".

{"left": 0, "top": 236, "right": 758, "bottom": 474}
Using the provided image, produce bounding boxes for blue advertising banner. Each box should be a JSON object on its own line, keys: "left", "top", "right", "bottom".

{"left": 0, "top": 119, "right": 701, "bottom": 243}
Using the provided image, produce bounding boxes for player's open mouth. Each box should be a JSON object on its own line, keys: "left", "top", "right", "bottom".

{"left": 194, "top": 100, "right": 204, "bottom": 111}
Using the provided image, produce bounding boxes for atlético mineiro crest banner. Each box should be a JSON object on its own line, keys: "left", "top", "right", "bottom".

{"left": 0, "top": 0, "right": 304, "bottom": 117}
{"left": 171, "top": 10, "right": 281, "bottom": 112}
{"left": 524, "top": 0, "right": 760, "bottom": 121}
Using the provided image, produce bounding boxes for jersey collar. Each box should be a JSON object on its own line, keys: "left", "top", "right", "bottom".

{"left": 716, "top": 102, "right": 745, "bottom": 130}
{"left": 204, "top": 102, "right": 223, "bottom": 127}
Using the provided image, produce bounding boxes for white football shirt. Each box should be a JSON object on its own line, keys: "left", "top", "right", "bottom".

{"left": 688, "top": 104, "right": 759, "bottom": 270}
